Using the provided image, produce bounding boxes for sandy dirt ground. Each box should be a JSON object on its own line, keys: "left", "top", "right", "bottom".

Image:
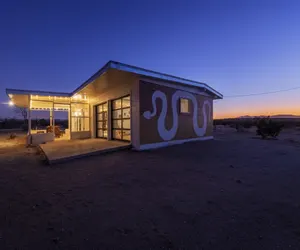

{"left": 0, "top": 129, "right": 300, "bottom": 249}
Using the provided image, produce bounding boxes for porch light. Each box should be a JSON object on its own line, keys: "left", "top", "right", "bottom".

{"left": 8, "top": 101, "right": 14, "bottom": 106}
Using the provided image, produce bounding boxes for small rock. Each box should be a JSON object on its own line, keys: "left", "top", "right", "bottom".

{"left": 52, "top": 237, "right": 60, "bottom": 244}
{"left": 236, "top": 179, "right": 242, "bottom": 184}
{"left": 229, "top": 165, "right": 234, "bottom": 168}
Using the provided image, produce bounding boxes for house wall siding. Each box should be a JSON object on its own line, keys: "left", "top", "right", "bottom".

{"left": 138, "top": 80, "right": 213, "bottom": 147}
{"left": 81, "top": 69, "right": 139, "bottom": 147}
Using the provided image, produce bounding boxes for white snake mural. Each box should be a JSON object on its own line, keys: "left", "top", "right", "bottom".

{"left": 143, "top": 90, "right": 212, "bottom": 141}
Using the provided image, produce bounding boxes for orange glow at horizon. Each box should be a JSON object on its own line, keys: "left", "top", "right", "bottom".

{"left": 214, "top": 110, "right": 300, "bottom": 119}
{"left": 213, "top": 93, "right": 300, "bottom": 119}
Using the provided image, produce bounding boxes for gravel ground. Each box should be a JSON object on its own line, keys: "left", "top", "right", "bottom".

{"left": 0, "top": 130, "right": 300, "bottom": 249}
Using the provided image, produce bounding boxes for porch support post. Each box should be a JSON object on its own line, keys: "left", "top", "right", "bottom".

{"left": 52, "top": 102, "right": 55, "bottom": 137}
{"left": 27, "top": 108, "right": 31, "bottom": 135}
{"left": 49, "top": 109, "right": 53, "bottom": 126}
{"left": 69, "top": 103, "right": 72, "bottom": 140}
{"left": 26, "top": 95, "right": 32, "bottom": 146}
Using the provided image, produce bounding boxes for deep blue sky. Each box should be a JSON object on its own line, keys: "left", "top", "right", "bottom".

{"left": 1, "top": 0, "right": 300, "bottom": 118}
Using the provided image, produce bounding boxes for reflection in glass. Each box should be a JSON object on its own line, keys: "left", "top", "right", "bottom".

{"left": 122, "top": 119, "right": 130, "bottom": 129}
{"left": 113, "top": 110, "right": 122, "bottom": 119}
{"left": 112, "top": 99, "right": 122, "bottom": 109}
{"left": 113, "top": 120, "right": 122, "bottom": 129}
{"left": 122, "top": 108, "right": 130, "bottom": 118}
{"left": 123, "top": 130, "right": 131, "bottom": 141}
{"left": 113, "top": 130, "right": 122, "bottom": 139}
{"left": 98, "top": 130, "right": 103, "bottom": 137}
{"left": 122, "top": 96, "right": 130, "bottom": 108}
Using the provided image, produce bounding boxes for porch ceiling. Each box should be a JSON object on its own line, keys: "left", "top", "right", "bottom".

{"left": 31, "top": 100, "right": 70, "bottom": 111}
{"left": 9, "top": 94, "right": 29, "bottom": 108}
{"left": 6, "top": 88, "right": 88, "bottom": 109}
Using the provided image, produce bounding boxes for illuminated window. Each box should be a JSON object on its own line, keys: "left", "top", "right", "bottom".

{"left": 180, "top": 98, "right": 190, "bottom": 113}
{"left": 71, "top": 103, "right": 90, "bottom": 132}
{"left": 112, "top": 96, "right": 131, "bottom": 141}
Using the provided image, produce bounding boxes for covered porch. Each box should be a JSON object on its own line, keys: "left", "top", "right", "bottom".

{"left": 6, "top": 89, "right": 91, "bottom": 145}
{"left": 39, "top": 138, "right": 131, "bottom": 164}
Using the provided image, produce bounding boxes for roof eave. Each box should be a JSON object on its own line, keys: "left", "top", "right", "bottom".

{"left": 5, "top": 61, "right": 223, "bottom": 100}
{"left": 110, "top": 61, "right": 223, "bottom": 99}
{"left": 6, "top": 88, "right": 71, "bottom": 97}
{"left": 71, "top": 61, "right": 112, "bottom": 95}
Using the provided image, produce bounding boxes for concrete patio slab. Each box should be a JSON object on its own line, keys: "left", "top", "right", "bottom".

{"left": 39, "top": 139, "right": 131, "bottom": 164}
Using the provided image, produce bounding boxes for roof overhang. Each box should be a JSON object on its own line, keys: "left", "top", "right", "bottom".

{"left": 6, "top": 61, "right": 223, "bottom": 107}
{"left": 110, "top": 61, "right": 223, "bottom": 99}
{"left": 72, "top": 61, "right": 223, "bottom": 99}
{"left": 6, "top": 89, "right": 71, "bottom": 108}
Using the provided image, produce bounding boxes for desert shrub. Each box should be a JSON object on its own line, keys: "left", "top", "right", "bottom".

{"left": 242, "top": 122, "right": 253, "bottom": 129}
{"left": 229, "top": 124, "right": 236, "bottom": 129}
{"left": 256, "top": 118, "right": 284, "bottom": 139}
{"left": 9, "top": 133, "right": 17, "bottom": 139}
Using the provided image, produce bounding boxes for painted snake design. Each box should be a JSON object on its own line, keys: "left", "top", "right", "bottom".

{"left": 143, "top": 90, "right": 212, "bottom": 141}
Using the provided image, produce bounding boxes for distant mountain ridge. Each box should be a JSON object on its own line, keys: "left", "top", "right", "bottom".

{"left": 238, "top": 114, "right": 300, "bottom": 119}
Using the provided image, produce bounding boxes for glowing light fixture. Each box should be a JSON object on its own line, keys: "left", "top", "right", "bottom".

{"left": 8, "top": 101, "right": 14, "bottom": 106}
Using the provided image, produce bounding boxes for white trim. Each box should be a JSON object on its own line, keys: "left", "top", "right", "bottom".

{"left": 139, "top": 77, "right": 211, "bottom": 97}
{"left": 137, "top": 136, "right": 214, "bottom": 150}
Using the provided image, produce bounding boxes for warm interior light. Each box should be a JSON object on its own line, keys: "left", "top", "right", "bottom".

{"left": 73, "top": 94, "right": 82, "bottom": 100}
{"left": 8, "top": 101, "right": 14, "bottom": 106}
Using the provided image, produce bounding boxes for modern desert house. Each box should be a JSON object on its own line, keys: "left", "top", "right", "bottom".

{"left": 6, "top": 61, "right": 223, "bottom": 150}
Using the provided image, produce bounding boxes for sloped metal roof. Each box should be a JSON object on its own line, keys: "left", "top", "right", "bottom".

{"left": 6, "top": 60, "right": 223, "bottom": 100}
{"left": 72, "top": 61, "right": 223, "bottom": 99}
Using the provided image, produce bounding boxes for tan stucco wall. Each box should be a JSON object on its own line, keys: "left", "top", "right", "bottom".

{"left": 77, "top": 69, "right": 139, "bottom": 147}
{"left": 139, "top": 80, "right": 213, "bottom": 146}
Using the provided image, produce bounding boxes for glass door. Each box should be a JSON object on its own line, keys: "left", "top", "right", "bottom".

{"left": 112, "top": 96, "right": 131, "bottom": 141}
{"left": 96, "top": 102, "right": 108, "bottom": 138}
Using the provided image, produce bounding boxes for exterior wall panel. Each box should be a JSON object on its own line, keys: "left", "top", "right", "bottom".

{"left": 80, "top": 69, "right": 139, "bottom": 144}
{"left": 139, "top": 80, "right": 213, "bottom": 148}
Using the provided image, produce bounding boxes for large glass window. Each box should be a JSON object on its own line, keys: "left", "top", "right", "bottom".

{"left": 112, "top": 96, "right": 131, "bottom": 141}
{"left": 96, "top": 102, "right": 108, "bottom": 138}
{"left": 71, "top": 103, "right": 90, "bottom": 132}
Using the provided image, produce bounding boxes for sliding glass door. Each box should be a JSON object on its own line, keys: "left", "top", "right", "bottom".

{"left": 112, "top": 96, "right": 131, "bottom": 141}
{"left": 96, "top": 102, "right": 108, "bottom": 138}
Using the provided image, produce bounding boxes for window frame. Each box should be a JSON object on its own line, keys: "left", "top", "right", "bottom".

{"left": 95, "top": 102, "right": 108, "bottom": 138}
{"left": 111, "top": 95, "right": 131, "bottom": 141}
{"left": 70, "top": 103, "right": 90, "bottom": 132}
{"left": 179, "top": 98, "right": 190, "bottom": 114}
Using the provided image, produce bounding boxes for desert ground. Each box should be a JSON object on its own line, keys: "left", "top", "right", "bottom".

{"left": 0, "top": 128, "right": 300, "bottom": 249}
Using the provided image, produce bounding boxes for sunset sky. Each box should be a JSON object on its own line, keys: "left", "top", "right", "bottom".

{"left": 1, "top": 0, "right": 300, "bottom": 119}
